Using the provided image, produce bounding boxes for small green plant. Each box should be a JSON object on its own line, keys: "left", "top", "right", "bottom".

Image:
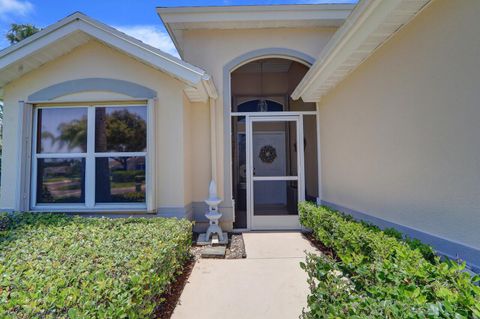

{"left": 0, "top": 213, "right": 192, "bottom": 318}
{"left": 299, "top": 202, "right": 480, "bottom": 318}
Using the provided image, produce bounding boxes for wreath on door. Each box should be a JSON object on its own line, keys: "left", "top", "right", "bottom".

{"left": 259, "top": 145, "right": 277, "bottom": 164}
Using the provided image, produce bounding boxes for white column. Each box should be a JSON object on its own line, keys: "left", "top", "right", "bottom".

{"left": 316, "top": 101, "right": 322, "bottom": 205}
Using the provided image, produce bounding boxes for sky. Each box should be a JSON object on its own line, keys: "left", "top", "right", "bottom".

{"left": 0, "top": 0, "right": 356, "bottom": 57}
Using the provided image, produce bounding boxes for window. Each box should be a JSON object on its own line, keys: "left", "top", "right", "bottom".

{"left": 32, "top": 104, "right": 148, "bottom": 209}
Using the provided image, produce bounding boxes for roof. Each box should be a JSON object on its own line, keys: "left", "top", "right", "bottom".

{"left": 157, "top": 4, "right": 355, "bottom": 58}
{"left": 292, "top": 0, "right": 432, "bottom": 102}
{"left": 0, "top": 12, "right": 217, "bottom": 102}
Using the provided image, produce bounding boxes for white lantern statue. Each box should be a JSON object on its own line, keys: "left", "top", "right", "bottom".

{"left": 204, "top": 180, "right": 225, "bottom": 242}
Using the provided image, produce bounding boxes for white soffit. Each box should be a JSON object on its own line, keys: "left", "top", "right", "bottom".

{"left": 157, "top": 4, "right": 355, "bottom": 58}
{"left": 0, "top": 12, "right": 217, "bottom": 102}
{"left": 292, "top": 0, "right": 432, "bottom": 102}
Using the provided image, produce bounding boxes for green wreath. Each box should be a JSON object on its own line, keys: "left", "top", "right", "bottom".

{"left": 259, "top": 145, "right": 277, "bottom": 164}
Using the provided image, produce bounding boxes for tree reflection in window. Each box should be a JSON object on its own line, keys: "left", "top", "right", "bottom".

{"left": 95, "top": 106, "right": 147, "bottom": 203}
{"left": 37, "top": 158, "right": 85, "bottom": 203}
{"left": 38, "top": 108, "right": 88, "bottom": 153}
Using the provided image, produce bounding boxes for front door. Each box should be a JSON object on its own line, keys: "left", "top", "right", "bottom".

{"left": 246, "top": 115, "right": 304, "bottom": 230}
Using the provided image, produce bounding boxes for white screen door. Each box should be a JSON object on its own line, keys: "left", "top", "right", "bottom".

{"left": 246, "top": 115, "right": 305, "bottom": 230}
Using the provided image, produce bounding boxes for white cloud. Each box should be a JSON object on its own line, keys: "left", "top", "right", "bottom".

{"left": 0, "top": 0, "right": 33, "bottom": 21}
{"left": 115, "top": 25, "right": 179, "bottom": 58}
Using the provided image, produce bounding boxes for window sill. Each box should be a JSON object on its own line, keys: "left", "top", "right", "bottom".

{"left": 30, "top": 204, "right": 149, "bottom": 214}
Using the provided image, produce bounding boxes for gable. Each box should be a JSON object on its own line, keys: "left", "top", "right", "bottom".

{"left": 4, "top": 40, "right": 185, "bottom": 103}
{"left": 0, "top": 12, "right": 217, "bottom": 102}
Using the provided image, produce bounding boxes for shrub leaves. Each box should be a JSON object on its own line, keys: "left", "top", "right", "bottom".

{"left": 299, "top": 202, "right": 480, "bottom": 319}
{"left": 0, "top": 213, "right": 192, "bottom": 319}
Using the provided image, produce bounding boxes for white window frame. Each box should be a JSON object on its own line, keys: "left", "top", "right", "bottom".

{"left": 230, "top": 111, "right": 319, "bottom": 230}
{"left": 30, "top": 102, "right": 150, "bottom": 212}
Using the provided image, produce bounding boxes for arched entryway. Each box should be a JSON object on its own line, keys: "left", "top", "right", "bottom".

{"left": 229, "top": 57, "right": 319, "bottom": 229}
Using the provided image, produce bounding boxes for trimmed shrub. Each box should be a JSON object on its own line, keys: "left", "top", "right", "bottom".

{"left": 0, "top": 212, "right": 9, "bottom": 231}
{"left": 111, "top": 170, "right": 145, "bottom": 183}
{"left": 0, "top": 213, "right": 192, "bottom": 318}
{"left": 299, "top": 202, "right": 480, "bottom": 319}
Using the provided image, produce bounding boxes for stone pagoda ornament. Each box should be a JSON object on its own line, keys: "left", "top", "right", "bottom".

{"left": 197, "top": 180, "right": 228, "bottom": 245}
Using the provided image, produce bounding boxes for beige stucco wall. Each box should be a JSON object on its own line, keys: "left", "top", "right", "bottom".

{"left": 1, "top": 40, "right": 193, "bottom": 212}
{"left": 189, "top": 101, "right": 211, "bottom": 202}
{"left": 318, "top": 0, "right": 480, "bottom": 248}
{"left": 182, "top": 27, "right": 336, "bottom": 226}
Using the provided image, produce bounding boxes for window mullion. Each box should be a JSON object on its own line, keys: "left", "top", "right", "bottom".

{"left": 85, "top": 106, "right": 96, "bottom": 208}
{"left": 94, "top": 152, "right": 147, "bottom": 158}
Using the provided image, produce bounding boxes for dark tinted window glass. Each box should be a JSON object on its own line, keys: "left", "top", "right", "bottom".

{"left": 37, "top": 158, "right": 85, "bottom": 203}
{"left": 37, "top": 108, "right": 87, "bottom": 153}
{"left": 303, "top": 115, "right": 319, "bottom": 202}
{"left": 95, "top": 157, "right": 146, "bottom": 203}
{"left": 232, "top": 116, "right": 247, "bottom": 228}
{"left": 95, "top": 106, "right": 147, "bottom": 153}
{"left": 253, "top": 180, "right": 298, "bottom": 216}
{"left": 236, "top": 99, "right": 283, "bottom": 113}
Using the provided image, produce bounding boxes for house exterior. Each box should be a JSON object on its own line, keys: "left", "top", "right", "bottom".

{"left": 0, "top": 0, "right": 479, "bottom": 270}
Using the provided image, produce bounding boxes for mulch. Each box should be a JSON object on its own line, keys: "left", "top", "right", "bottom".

{"left": 153, "top": 233, "right": 247, "bottom": 318}
{"left": 302, "top": 232, "right": 340, "bottom": 261}
{"left": 190, "top": 233, "right": 247, "bottom": 260}
{"left": 153, "top": 257, "right": 196, "bottom": 319}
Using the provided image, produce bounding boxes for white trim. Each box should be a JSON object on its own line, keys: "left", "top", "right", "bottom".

{"left": 157, "top": 4, "right": 354, "bottom": 58}
{"left": 292, "top": 0, "right": 432, "bottom": 102}
{"left": 202, "top": 75, "right": 219, "bottom": 100}
{"left": 297, "top": 114, "right": 306, "bottom": 204}
{"left": 253, "top": 176, "right": 298, "bottom": 181}
{"left": 245, "top": 116, "right": 252, "bottom": 229}
{"left": 28, "top": 98, "right": 149, "bottom": 105}
{"left": 146, "top": 98, "right": 156, "bottom": 212}
{"left": 224, "top": 51, "right": 316, "bottom": 221}
{"left": 94, "top": 152, "right": 147, "bottom": 158}
{"left": 30, "top": 108, "right": 38, "bottom": 207}
{"left": 232, "top": 111, "right": 318, "bottom": 229}
{"left": 36, "top": 153, "right": 87, "bottom": 158}
{"left": 315, "top": 103, "right": 323, "bottom": 203}
{"left": 230, "top": 56, "right": 315, "bottom": 74}
{"left": 30, "top": 103, "right": 150, "bottom": 210}
{"left": 15, "top": 101, "right": 33, "bottom": 211}
{"left": 0, "top": 12, "right": 218, "bottom": 101}
{"left": 31, "top": 204, "right": 147, "bottom": 212}
{"left": 246, "top": 115, "right": 304, "bottom": 230}
{"left": 85, "top": 107, "right": 95, "bottom": 208}
{"left": 231, "top": 111, "right": 317, "bottom": 117}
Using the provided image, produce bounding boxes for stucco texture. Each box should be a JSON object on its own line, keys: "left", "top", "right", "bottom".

{"left": 182, "top": 27, "right": 336, "bottom": 226}
{"left": 318, "top": 0, "right": 480, "bottom": 248}
{"left": 1, "top": 40, "right": 198, "bottom": 212}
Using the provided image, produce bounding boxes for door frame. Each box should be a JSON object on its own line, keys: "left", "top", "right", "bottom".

{"left": 246, "top": 114, "right": 305, "bottom": 230}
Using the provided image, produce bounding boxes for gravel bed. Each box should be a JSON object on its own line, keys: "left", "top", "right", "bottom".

{"left": 191, "top": 233, "right": 246, "bottom": 259}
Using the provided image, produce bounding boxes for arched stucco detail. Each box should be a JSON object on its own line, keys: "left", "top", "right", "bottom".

{"left": 28, "top": 78, "right": 157, "bottom": 101}
{"left": 221, "top": 48, "right": 315, "bottom": 218}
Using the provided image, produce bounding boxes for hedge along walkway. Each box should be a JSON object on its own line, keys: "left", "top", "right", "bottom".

{"left": 172, "top": 232, "right": 318, "bottom": 319}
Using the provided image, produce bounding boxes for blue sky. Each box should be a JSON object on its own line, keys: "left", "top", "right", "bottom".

{"left": 0, "top": 0, "right": 355, "bottom": 57}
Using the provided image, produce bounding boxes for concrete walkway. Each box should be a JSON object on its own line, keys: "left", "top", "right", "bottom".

{"left": 172, "top": 232, "right": 318, "bottom": 319}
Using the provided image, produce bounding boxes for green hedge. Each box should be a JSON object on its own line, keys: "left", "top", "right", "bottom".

{"left": 111, "top": 170, "right": 145, "bottom": 183}
{"left": 0, "top": 213, "right": 192, "bottom": 318}
{"left": 299, "top": 202, "right": 480, "bottom": 318}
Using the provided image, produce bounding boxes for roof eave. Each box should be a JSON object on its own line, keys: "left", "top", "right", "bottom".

{"left": 157, "top": 4, "right": 355, "bottom": 58}
{"left": 0, "top": 12, "right": 217, "bottom": 102}
{"left": 292, "top": 0, "right": 432, "bottom": 102}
